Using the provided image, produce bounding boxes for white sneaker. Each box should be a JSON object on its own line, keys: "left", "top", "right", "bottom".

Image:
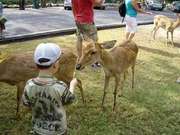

{"left": 176, "top": 77, "right": 180, "bottom": 83}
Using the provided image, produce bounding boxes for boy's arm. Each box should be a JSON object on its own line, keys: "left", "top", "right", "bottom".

{"left": 61, "top": 78, "right": 78, "bottom": 105}
{"left": 21, "top": 85, "right": 31, "bottom": 108}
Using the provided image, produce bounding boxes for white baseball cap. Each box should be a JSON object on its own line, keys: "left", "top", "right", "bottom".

{"left": 34, "top": 43, "right": 62, "bottom": 66}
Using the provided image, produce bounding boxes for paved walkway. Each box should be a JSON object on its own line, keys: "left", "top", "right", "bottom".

{"left": 1, "top": 7, "right": 177, "bottom": 42}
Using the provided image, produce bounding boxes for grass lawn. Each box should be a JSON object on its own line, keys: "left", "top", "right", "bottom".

{"left": 0, "top": 25, "right": 180, "bottom": 135}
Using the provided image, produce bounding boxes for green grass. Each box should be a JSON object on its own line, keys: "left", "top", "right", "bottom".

{"left": 0, "top": 25, "right": 180, "bottom": 135}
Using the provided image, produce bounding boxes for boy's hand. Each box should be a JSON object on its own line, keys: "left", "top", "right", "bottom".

{"left": 70, "top": 78, "right": 78, "bottom": 86}
{"left": 69, "top": 78, "right": 78, "bottom": 93}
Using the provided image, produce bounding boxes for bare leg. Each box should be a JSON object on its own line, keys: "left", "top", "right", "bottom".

{"left": 102, "top": 75, "right": 110, "bottom": 108}
{"left": 126, "top": 32, "right": 130, "bottom": 40}
{"left": 113, "top": 76, "right": 120, "bottom": 111}
{"left": 128, "top": 33, "right": 135, "bottom": 41}
{"left": 76, "top": 36, "right": 82, "bottom": 59}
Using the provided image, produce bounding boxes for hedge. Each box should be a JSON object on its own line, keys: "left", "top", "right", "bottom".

{"left": 0, "top": 0, "right": 176, "bottom": 5}
{"left": 1, "top": 0, "right": 63, "bottom": 5}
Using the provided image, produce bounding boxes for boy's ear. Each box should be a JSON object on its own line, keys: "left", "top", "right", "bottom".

{"left": 53, "top": 63, "right": 56, "bottom": 68}
{"left": 97, "top": 40, "right": 117, "bottom": 49}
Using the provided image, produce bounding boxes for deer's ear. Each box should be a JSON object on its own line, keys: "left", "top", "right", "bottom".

{"left": 95, "top": 43, "right": 103, "bottom": 49}
{"left": 99, "top": 40, "right": 117, "bottom": 49}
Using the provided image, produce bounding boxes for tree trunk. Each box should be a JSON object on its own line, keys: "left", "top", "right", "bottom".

{"left": 19, "top": 0, "right": 25, "bottom": 10}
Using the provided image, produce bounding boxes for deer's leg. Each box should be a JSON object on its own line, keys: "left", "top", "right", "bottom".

{"left": 113, "top": 75, "right": 120, "bottom": 111}
{"left": 166, "top": 31, "right": 169, "bottom": 46}
{"left": 16, "top": 82, "right": 25, "bottom": 117}
{"left": 76, "top": 79, "right": 85, "bottom": 103}
{"left": 170, "top": 31, "right": 174, "bottom": 46}
{"left": 123, "top": 70, "right": 128, "bottom": 81}
{"left": 102, "top": 75, "right": 110, "bottom": 108}
{"left": 123, "top": 72, "right": 126, "bottom": 81}
{"left": 151, "top": 25, "right": 156, "bottom": 38}
{"left": 153, "top": 27, "right": 159, "bottom": 40}
{"left": 132, "top": 65, "right": 135, "bottom": 89}
{"left": 118, "top": 73, "right": 126, "bottom": 97}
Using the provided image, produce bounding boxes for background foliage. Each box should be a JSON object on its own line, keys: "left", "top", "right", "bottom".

{"left": 1, "top": 0, "right": 63, "bottom": 5}
{"left": 0, "top": 0, "right": 177, "bottom": 5}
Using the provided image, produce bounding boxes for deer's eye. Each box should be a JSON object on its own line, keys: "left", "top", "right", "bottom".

{"left": 91, "top": 51, "right": 96, "bottom": 55}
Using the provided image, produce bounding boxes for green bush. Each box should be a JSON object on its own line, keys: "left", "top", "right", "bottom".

{"left": 2, "top": 0, "right": 32, "bottom": 5}
{"left": 1, "top": 0, "right": 63, "bottom": 5}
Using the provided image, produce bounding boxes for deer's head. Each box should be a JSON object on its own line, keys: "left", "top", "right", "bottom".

{"left": 76, "top": 39, "right": 116, "bottom": 70}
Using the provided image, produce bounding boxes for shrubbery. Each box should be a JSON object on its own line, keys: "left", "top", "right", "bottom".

{"left": 1, "top": 0, "right": 176, "bottom": 5}
{"left": 1, "top": 0, "right": 63, "bottom": 5}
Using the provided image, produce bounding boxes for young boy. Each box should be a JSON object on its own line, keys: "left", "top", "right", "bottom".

{"left": 22, "top": 43, "right": 78, "bottom": 135}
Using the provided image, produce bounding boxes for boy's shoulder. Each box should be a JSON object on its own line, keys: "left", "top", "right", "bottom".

{"left": 54, "top": 80, "right": 68, "bottom": 90}
{"left": 26, "top": 79, "right": 36, "bottom": 86}
{"left": 25, "top": 78, "right": 68, "bottom": 92}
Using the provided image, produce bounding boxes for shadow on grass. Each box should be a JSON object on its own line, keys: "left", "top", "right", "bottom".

{"left": 138, "top": 45, "right": 180, "bottom": 58}
{"left": 129, "top": 55, "right": 180, "bottom": 105}
{"left": 173, "top": 42, "right": 180, "bottom": 48}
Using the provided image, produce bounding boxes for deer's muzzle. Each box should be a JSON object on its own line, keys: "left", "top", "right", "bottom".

{"left": 76, "top": 64, "right": 82, "bottom": 70}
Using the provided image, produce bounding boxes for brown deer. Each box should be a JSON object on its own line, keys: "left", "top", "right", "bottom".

{"left": 0, "top": 48, "right": 85, "bottom": 116}
{"left": 152, "top": 14, "right": 180, "bottom": 46}
{"left": 76, "top": 40, "right": 138, "bottom": 111}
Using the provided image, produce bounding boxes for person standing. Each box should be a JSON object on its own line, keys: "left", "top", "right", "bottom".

{"left": 125, "top": 0, "right": 152, "bottom": 41}
{"left": 0, "top": 2, "right": 7, "bottom": 38}
{"left": 71, "top": 0, "right": 104, "bottom": 59}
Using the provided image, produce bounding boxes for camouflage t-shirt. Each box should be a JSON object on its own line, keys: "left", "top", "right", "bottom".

{"left": 22, "top": 73, "right": 75, "bottom": 135}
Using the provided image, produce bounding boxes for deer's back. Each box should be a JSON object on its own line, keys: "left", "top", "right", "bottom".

{"left": 0, "top": 52, "right": 37, "bottom": 85}
{"left": 154, "top": 15, "right": 173, "bottom": 28}
{"left": 0, "top": 49, "right": 77, "bottom": 85}
{"left": 109, "top": 41, "right": 138, "bottom": 73}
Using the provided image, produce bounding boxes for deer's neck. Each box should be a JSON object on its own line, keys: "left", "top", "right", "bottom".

{"left": 99, "top": 49, "right": 113, "bottom": 67}
{"left": 172, "top": 18, "right": 180, "bottom": 30}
